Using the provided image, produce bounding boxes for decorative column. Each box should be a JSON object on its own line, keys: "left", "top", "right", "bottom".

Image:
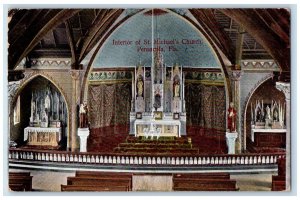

{"left": 276, "top": 82, "right": 290, "bottom": 191}
{"left": 228, "top": 68, "right": 244, "bottom": 153}
{"left": 70, "top": 70, "right": 81, "bottom": 151}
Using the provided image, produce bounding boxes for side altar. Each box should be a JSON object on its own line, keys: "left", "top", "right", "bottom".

{"left": 23, "top": 87, "right": 65, "bottom": 147}
{"left": 129, "top": 49, "right": 186, "bottom": 137}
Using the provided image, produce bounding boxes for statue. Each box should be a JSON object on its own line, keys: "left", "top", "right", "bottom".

{"left": 227, "top": 102, "right": 237, "bottom": 132}
{"left": 265, "top": 105, "right": 271, "bottom": 120}
{"left": 173, "top": 79, "right": 180, "bottom": 98}
{"left": 137, "top": 76, "right": 144, "bottom": 97}
{"left": 79, "top": 102, "right": 89, "bottom": 128}
{"left": 44, "top": 90, "right": 51, "bottom": 112}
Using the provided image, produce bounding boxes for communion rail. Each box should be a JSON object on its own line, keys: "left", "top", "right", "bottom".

{"left": 9, "top": 148, "right": 285, "bottom": 166}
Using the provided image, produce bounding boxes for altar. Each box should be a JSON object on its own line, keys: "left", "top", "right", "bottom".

{"left": 24, "top": 127, "right": 62, "bottom": 146}
{"left": 134, "top": 118, "right": 181, "bottom": 137}
{"left": 129, "top": 53, "right": 186, "bottom": 137}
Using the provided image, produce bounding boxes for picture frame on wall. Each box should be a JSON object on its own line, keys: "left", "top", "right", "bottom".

{"left": 136, "top": 112, "right": 142, "bottom": 119}
{"left": 154, "top": 111, "right": 163, "bottom": 120}
{"left": 173, "top": 113, "right": 180, "bottom": 120}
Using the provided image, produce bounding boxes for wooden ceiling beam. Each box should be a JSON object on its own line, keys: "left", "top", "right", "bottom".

{"left": 8, "top": 9, "right": 80, "bottom": 70}
{"left": 190, "top": 9, "right": 236, "bottom": 64}
{"left": 254, "top": 9, "right": 289, "bottom": 46}
{"left": 220, "top": 9, "right": 290, "bottom": 72}
{"left": 8, "top": 9, "right": 43, "bottom": 45}
{"left": 78, "top": 9, "right": 123, "bottom": 62}
{"left": 65, "top": 20, "right": 78, "bottom": 68}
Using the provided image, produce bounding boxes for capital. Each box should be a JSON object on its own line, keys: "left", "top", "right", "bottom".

{"left": 70, "top": 70, "right": 81, "bottom": 80}
{"left": 276, "top": 82, "right": 290, "bottom": 100}
{"left": 228, "top": 69, "right": 244, "bottom": 81}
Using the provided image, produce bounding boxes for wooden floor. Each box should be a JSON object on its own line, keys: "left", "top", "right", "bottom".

{"left": 7, "top": 169, "right": 276, "bottom": 192}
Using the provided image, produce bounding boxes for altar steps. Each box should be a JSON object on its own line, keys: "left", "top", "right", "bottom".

{"left": 113, "top": 136, "right": 199, "bottom": 155}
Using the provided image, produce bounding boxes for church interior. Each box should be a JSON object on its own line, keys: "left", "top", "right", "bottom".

{"left": 6, "top": 8, "right": 291, "bottom": 192}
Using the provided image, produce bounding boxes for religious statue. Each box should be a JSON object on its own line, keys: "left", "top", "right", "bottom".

{"left": 137, "top": 76, "right": 144, "bottom": 97}
{"left": 173, "top": 79, "right": 180, "bottom": 98}
{"left": 41, "top": 109, "right": 49, "bottom": 128}
{"left": 44, "top": 90, "right": 51, "bottom": 112}
{"left": 79, "top": 102, "right": 89, "bottom": 128}
{"left": 227, "top": 102, "right": 237, "bottom": 132}
{"left": 265, "top": 106, "right": 271, "bottom": 120}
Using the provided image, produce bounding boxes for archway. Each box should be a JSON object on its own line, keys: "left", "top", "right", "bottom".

{"left": 243, "top": 78, "right": 286, "bottom": 152}
{"left": 10, "top": 76, "right": 69, "bottom": 150}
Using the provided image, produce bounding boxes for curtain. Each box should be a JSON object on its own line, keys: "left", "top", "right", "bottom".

{"left": 88, "top": 83, "right": 131, "bottom": 129}
{"left": 185, "top": 83, "right": 226, "bottom": 130}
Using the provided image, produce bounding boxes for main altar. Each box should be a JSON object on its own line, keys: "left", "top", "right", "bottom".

{"left": 129, "top": 49, "right": 186, "bottom": 137}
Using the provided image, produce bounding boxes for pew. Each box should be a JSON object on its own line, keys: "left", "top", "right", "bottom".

{"left": 173, "top": 179, "right": 237, "bottom": 189}
{"left": 271, "top": 175, "right": 286, "bottom": 191}
{"left": 173, "top": 173, "right": 230, "bottom": 179}
{"left": 75, "top": 171, "right": 132, "bottom": 178}
{"left": 9, "top": 172, "right": 33, "bottom": 191}
{"left": 61, "top": 184, "right": 129, "bottom": 191}
{"left": 174, "top": 187, "right": 239, "bottom": 191}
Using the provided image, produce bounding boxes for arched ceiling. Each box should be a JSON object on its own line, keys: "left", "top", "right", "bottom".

{"left": 8, "top": 8, "right": 290, "bottom": 73}
{"left": 94, "top": 9, "right": 220, "bottom": 68}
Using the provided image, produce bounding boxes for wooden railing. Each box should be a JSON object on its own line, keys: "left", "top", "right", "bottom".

{"left": 9, "top": 148, "right": 285, "bottom": 166}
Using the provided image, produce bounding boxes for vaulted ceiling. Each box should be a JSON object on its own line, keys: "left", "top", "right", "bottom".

{"left": 8, "top": 8, "right": 290, "bottom": 72}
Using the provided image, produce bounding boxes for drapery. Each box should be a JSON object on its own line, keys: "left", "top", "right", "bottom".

{"left": 185, "top": 83, "right": 226, "bottom": 130}
{"left": 88, "top": 83, "right": 132, "bottom": 129}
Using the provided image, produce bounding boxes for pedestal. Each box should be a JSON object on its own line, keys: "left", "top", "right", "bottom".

{"left": 226, "top": 132, "right": 238, "bottom": 154}
{"left": 77, "top": 128, "right": 90, "bottom": 152}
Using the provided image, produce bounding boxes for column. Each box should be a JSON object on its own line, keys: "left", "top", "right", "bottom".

{"left": 70, "top": 70, "right": 81, "bottom": 151}
{"left": 228, "top": 68, "right": 244, "bottom": 153}
{"left": 276, "top": 82, "right": 290, "bottom": 191}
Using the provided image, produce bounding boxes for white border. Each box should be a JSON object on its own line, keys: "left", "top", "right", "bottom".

{"left": 1, "top": 1, "right": 299, "bottom": 200}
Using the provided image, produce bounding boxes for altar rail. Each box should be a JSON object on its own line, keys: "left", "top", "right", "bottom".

{"left": 9, "top": 148, "right": 285, "bottom": 166}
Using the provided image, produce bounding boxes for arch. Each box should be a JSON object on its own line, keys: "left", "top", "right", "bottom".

{"left": 80, "top": 8, "right": 231, "bottom": 106}
{"left": 10, "top": 72, "right": 71, "bottom": 148}
{"left": 242, "top": 74, "right": 274, "bottom": 149}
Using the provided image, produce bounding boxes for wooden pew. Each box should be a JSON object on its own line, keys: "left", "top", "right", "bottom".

{"left": 61, "top": 184, "right": 129, "bottom": 192}
{"left": 173, "top": 173, "right": 230, "bottom": 180}
{"left": 67, "top": 177, "right": 132, "bottom": 190}
{"left": 174, "top": 187, "right": 239, "bottom": 191}
{"left": 9, "top": 172, "right": 33, "bottom": 191}
{"left": 75, "top": 171, "right": 132, "bottom": 178}
{"left": 271, "top": 181, "right": 286, "bottom": 191}
{"left": 271, "top": 175, "right": 286, "bottom": 191}
{"left": 173, "top": 179, "right": 237, "bottom": 189}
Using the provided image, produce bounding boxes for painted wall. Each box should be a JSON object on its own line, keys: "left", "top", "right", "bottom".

{"left": 93, "top": 10, "right": 220, "bottom": 68}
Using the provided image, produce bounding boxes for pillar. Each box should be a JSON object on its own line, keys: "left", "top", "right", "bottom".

{"left": 275, "top": 81, "right": 290, "bottom": 191}
{"left": 70, "top": 70, "right": 81, "bottom": 151}
{"left": 228, "top": 68, "right": 244, "bottom": 153}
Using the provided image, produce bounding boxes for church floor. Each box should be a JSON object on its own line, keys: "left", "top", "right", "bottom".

{"left": 7, "top": 168, "right": 276, "bottom": 192}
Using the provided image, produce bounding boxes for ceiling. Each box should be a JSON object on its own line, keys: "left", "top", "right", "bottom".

{"left": 8, "top": 8, "right": 290, "bottom": 72}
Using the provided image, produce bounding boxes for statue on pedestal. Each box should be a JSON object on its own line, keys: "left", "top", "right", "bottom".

{"left": 173, "top": 79, "right": 180, "bottom": 98}
{"left": 137, "top": 75, "right": 144, "bottom": 97}
{"left": 227, "top": 102, "right": 237, "bottom": 132}
{"left": 79, "top": 102, "right": 89, "bottom": 128}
